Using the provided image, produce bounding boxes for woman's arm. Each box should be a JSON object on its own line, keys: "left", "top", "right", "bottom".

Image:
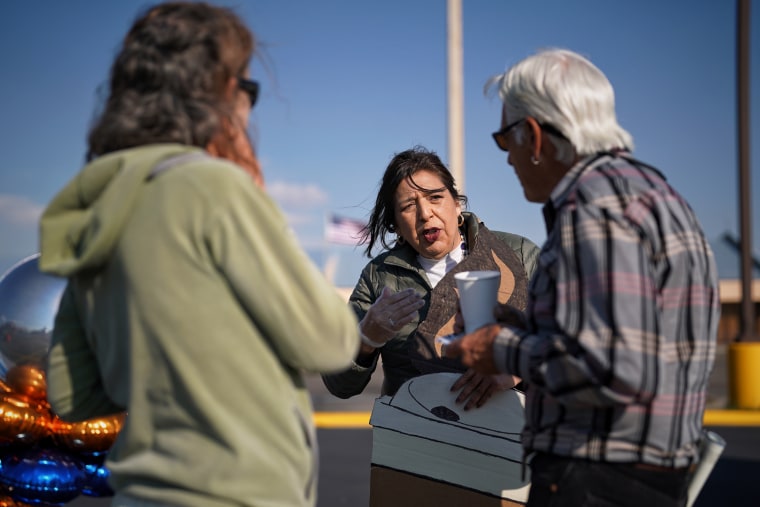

{"left": 46, "top": 284, "right": 123, "bottom": 421}
{"left": 207, "top": 171, "right": 360, "bottom": 374}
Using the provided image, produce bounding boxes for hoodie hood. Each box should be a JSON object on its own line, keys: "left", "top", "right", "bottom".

{"left": 39, "top": 144, "right": 203, "bottom": 277}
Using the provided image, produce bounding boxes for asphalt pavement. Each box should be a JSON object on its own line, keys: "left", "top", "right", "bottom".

{"left": 64, "top": 426, "right": 759, "bottom": 507}
{"left": 65, "top": 343, "right": 759, "bottom": 506}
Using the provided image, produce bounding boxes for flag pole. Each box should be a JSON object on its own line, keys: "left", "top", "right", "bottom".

{"left": 322, "top": 213, "right": 339, "bottom": 285}
{"left": 447, "top": 0, "right": 465, "bottom": 193}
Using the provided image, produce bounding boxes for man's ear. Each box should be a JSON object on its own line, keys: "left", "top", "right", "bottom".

{"left": 224, "top": 76, "right": 238, "bottom": 102}
{"left": 524, "top": 116, "right": 543, "bottom": 161}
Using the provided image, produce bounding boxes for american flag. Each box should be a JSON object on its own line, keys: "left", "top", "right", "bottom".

{"left": 325, "top": 215, "right": 366, "bottom": 246}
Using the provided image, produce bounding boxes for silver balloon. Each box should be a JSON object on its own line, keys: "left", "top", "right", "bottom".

{"left": 0, "top": 254, "right": 67, "bottom": 380}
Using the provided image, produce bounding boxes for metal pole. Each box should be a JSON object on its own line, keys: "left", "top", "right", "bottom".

{"left": 737, "top": 0, "right": 756, "bottom": 341}
{"left": 447, "top": 0, "right": 465, "bottom": 192}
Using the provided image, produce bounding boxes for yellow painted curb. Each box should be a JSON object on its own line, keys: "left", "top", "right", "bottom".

{"left": 313, "top": 410, "right": 760, "bottom": 429}
{"left": 314, "top": 412, "right": 371, "bottom": 428}
{"left": 703, "top": 409, "right": 760, "bottom": 426}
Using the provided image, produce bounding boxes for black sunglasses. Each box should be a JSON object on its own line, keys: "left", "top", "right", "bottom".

{"left": 491, "top": 118, "right": 567, "bottom": 152}
{"left": 237, "top": 77, "right": 260, "bottom": 109}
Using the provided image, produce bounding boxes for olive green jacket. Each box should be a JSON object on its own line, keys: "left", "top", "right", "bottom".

{"left": 322, "top": 212, "right": 539, "bottom": 398}
{"left": 39, "top": 144, "right": 359, "bottom": 507}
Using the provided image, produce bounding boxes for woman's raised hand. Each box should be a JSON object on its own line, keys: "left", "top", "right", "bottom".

{"left": 359, "top": 287, "right": 424, "bottom": 348}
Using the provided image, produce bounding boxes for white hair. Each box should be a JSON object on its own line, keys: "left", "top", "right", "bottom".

{"left": 486, "top": 48, "right": 634, "bottom": 161}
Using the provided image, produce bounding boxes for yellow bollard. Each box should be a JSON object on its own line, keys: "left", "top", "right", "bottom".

{"left": 728, "top": 341, "right": 760, "bottom": 409}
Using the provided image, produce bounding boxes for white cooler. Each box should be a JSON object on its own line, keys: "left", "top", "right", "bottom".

{"left": 369, "top": 372, "right": 530, "bottom": 506}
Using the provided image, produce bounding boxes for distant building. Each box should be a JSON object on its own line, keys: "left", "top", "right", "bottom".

{"left": 713, "top": 232, "right": 760, "bottom": 344}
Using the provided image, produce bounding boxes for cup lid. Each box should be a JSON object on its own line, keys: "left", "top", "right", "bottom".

{"left": 454, "top": 270, "right": 500, "bottom": 280}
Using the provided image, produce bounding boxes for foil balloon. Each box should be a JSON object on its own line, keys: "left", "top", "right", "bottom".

{"left": 78, "top": 454, "right": 114, "bottom": 498}
{"left": 4, "top": 366, "right": 47, "bottom": 403}
{"left": 52, "top": 412, "right": 125, "bottom": 455}
{"left": 0, "top": 495, "right": 29, "bottom": 507}
{"left": 0, "top": 393, "right": 51, "bottom": 446}
{"left": 0, "top": 254, "right": 67, "bottom": 380}
{"left": 0, "top": 448, "right": 84, "bottom": 505}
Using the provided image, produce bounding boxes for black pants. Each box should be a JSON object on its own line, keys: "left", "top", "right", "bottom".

{"left": 526, "top": 453, "right": 692, "bottom": 507}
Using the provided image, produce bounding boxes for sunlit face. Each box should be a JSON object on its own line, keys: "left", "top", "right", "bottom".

{"left": 393, "top": 169, "right": 462, "bottom": 260}
{"left": 499, "top": 107, "right": 555, "bottom": 203}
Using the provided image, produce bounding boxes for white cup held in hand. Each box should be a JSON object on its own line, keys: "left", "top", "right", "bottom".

{"left": 454, "top": 270, "right": 501, "bottom": 334}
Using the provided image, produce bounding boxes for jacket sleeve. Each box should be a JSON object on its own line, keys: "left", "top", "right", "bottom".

{"left": 46, "top": 284, "right": 124, "bottom": 421}
{"left": 207, "top": 171, "right": 359, "bottom": 374}
{"left": 519, "top": 236, "right": 541, "bottom": 279}
{"left": 321, "top": 266, "right": 381, "bottom": 398}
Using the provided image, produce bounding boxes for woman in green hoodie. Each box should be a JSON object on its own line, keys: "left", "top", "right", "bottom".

{"left": 38, "top": 3, "right": 359, "bottom": 506}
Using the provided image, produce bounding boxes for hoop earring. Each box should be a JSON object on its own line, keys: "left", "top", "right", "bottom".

{"left": 530, "top": 155, "right": 540, "bottom": 166}
{"left": 396, "top": 235, "right": 406, "bottom": 245}
{"left": 457, "top": 214, "right": 464, "bottom": 227}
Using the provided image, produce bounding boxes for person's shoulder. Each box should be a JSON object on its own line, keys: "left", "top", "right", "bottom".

{"left": 182, "top": 154, "right": 248, "bottom": 179}
{"left": 468, "top": 212, "right": 539, "bottom": 255}
{"left": 489, "top": 229, "right": 539, "bottom": 251}
{"left": 485, "top": 228, "right": 541, "bottom": 277}
{"left": 581, "top": 152, "right": 671, "bottom": 201}
{"left": 175, "top": 155, "right": 263, "bottom": 198}
{"left": 364, "top": 247, "right": 401, "bottom": 268}
{"left": 360, "top": 245, "right": 416, "bottom": 274}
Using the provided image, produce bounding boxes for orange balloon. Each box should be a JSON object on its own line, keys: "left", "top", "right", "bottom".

{"left": 0, "top": 495, "right": 25, "bottom": 507}
{"left": 5, "top": 365, "right": 47, "bottom": 401}
{"left": 0, "top": 393, "right": 51, "bottom": 445}
{"left": 52, "top": 412, "right": 126, "bottom": 454}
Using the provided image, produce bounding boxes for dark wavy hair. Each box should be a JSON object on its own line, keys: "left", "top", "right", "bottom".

{"left": 362, "top": 145, "right": 467, "bottom": 258}
{"left": 86, "top": 2, "right": 254, "bottom": 160}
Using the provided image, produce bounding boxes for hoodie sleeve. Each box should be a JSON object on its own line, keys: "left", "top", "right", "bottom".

{"left": 46, "top": 284, "right": 123, "bottom": 421}
{"left": 206, "top": 170, "right": 359, "bottom": 374}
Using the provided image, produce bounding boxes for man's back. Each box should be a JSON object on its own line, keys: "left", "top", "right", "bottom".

{"left": 521, "top": 151, "right": 720, "bottom": 466}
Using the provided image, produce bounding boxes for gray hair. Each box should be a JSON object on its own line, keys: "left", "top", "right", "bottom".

{"left": 486, "top": 48, "right": 633, "bottom": 163}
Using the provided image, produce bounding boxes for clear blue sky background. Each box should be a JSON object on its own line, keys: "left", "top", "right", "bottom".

{"left": 1, "top": 0, "right": 758, "bottom": 287}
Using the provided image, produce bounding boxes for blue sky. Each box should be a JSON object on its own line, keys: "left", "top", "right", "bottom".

{"left": 0, "top": 0, "right": 758, "bottom": 287}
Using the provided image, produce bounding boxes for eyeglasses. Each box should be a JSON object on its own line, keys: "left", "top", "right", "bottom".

{"left": 491, "top": 119, "right": 525, "bottom": 151}
{"left": 237, "top": 77, "right": 260, "bottom": 109}
{"left": 491, "top": 118, "right": 568, "bottom": 152}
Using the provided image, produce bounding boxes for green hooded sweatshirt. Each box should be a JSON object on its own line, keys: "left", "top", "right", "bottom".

{"left": 38, "top": 144, "right": 359, "bottom": 507}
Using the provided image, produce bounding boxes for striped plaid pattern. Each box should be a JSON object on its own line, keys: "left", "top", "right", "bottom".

{"left": 494, "top": 152, "right": 720, "bottom": 467}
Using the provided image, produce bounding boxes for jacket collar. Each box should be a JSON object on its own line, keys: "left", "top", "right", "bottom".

{"left": 542, "top": 152, "right": 614, "bottom": 233}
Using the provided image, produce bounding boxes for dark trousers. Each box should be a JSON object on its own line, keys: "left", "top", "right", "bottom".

{"left": 526, "top": 453, "right": 692, "bottom": 507}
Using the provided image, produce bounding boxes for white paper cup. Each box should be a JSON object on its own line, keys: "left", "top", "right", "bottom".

{"left": 454, "top": 270, "right": 501, "bottom": 334}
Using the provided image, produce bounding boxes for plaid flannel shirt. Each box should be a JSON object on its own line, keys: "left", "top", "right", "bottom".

{"left": 494, "top": 152, "right": 720, "bottom": 467}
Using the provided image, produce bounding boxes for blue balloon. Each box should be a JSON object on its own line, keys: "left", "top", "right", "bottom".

{"left": 0, "top": 448, "right": 84, "bottom": 505}
{"left": 80, "top": 460, "right": 114, "bottom": 498}
{"left": 77, "top": 453, "right": 114, "bottom": 498}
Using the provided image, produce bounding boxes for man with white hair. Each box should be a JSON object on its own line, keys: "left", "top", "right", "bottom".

{"left": 446, "top": 48, "right": 720, "bottom": 506}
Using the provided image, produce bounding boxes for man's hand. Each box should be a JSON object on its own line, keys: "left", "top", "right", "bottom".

{"left": 450, "top": 370, "right": 517, "bottom": 410}
{"left": 443, "top": 323, "right": 501, "bottom": 375}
